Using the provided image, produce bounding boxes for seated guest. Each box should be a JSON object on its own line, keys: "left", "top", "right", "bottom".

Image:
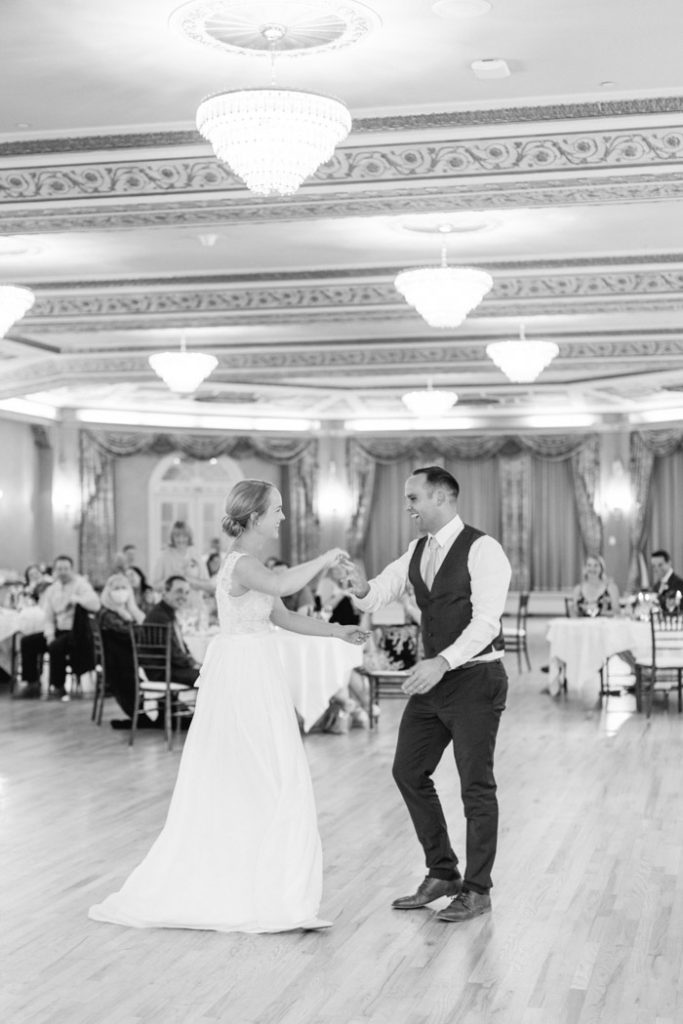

{"left": 152, "top": 521, "right": 212, "bottom": 613}
{"left": 144, "top": 576, "right": 201, "bottom": 686}
{"left": 13, "top": 564, "right": 52, "bottom": 699}
{"left": 316, "top": 567, "right": 360, "bottom": 625}
{"left": 272, "top": 559, "right": 315, "bottom": 615}
{"left": 97, "top": 573, "right": 159, "bottom": 731}
{"left": 650, "top": 549, "right": 683, "bottom": 614}
{"left": 42, "top": 555, "right": 100, "bottom": 699}
{"left": 113, "top": 544, "right": 154, "bottom": 610}
{"left": 569, "top": 555, "right": 620, "bottom": 617}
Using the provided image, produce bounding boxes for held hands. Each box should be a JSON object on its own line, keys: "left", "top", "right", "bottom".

{"left": 322, "top": 547, "right": 350, "bottom": 568}
{"left": 339, "top": 560, "right": 370, "bottom": 598}
{"left": 402, "top": 656, "right": 450, "bottom": 696}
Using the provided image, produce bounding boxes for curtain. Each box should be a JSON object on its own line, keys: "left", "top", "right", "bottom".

{"left": 570, "top": 435, "right": 603, "bottom": 558}
{"left": 79, "top": 433, "right": 116, "bottom": 588}
{"left": 630, "top": 429, "right": 683, "bottom": 589}
{"left": 530, "top": 457, "right": 583, "bottom": 589}
{"left": 345, "top": 442, "right": 376, "bottom": 559}
{"left": 499, "top": 452, "right": 531, "bottom": 591}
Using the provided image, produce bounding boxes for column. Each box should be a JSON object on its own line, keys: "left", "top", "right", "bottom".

{"left": 50, "top": 411, "right": 82, "bottom": 561}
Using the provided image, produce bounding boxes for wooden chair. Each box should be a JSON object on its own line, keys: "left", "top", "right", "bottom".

{"left": 564, "top": 596, "right": 574, "bottom": 617}
{"left": 90, "top": 614, "right": 114, "bottom": 725}
{"left": 356, "top": 623, "right": 420, "bottom": 729}
{"left": 129, "top": 622, "right": 197, "bottom": 748}
{"left": 503, "top": 592, "right": 531, "bottom": 672}
{"left": 634, "top": 610, "right": 683, "bottom": 718}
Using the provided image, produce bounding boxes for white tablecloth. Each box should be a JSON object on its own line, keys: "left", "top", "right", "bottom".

{"left": 185, "top": 629, "right": 362, "bottom": 732}
{"left": 546, "top": 617, "right": 649, "bottom": 699}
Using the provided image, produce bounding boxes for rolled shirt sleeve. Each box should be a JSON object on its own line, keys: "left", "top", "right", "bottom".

{"left": 352, "top": 545, "right": 417, "bottom": 613}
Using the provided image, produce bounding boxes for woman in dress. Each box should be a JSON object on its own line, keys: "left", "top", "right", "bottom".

{"left": 89, "top": 479, "right": 367, "bottom": 933}
{"left": 97, "top": 572, "right": 156, "bottom": 730}
{"left": 152, "top": 520, "right": 212, "bottom": 614}
{"left": 570, "top": 554, "right": 620, "bottom": 617}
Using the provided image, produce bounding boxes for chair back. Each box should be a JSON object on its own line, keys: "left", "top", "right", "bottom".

{"left": 130, "top": 622, "right": 172, "bottom": 683}
{"left": 368, "top": 623, "right": 420, "bottom": 671}
{"left": 89, "top": 612, "right": 104, "bottom": 668}
{"left": 564, "top": 596, "right": 574, "bottom": 618}
{"left": 650, "top": 609, "right": 683, "bottom": 670}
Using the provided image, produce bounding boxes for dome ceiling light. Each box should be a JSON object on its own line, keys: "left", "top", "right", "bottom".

{"left": 402, "top": 382, "right": 458, "bottom": 417}
{"left": 0, "top": 285, "right": 34, "bottom": 338}
{"left": 171, "top": 1, "right": 380, "bottom": 197}
{"left": 148, "top": 337, "right": 218, "bottom": 393}
{"left": 395, "top": 226, "right": 493, "bottom": 329}
{"left": 486, "top": 325, "right": 559, "bottom": 383}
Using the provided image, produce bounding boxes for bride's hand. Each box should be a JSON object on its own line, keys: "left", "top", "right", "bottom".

{"left": 322, "top": 547, "right": 350, "bottom": 568}
{"left": 337, "top": 625, "right": 371, "bottom": 646}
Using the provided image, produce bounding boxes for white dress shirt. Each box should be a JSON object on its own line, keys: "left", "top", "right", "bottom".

{"left": 354, "top": 513, "right": 511, "bottom": 670}
{"left": 43, "top": 574, "right": 100, "bottom": 641}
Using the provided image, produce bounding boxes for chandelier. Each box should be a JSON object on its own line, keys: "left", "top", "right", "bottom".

{"left": 394, "top": 235, "right": 493, "bottom": 328}
{"left": 196, "top": 84, "right": 351, "bottom": 196}
{"left": 402, "top": 384, "right": 458, "bottom": 416}
{"left": 148, "top": 338, "right": 218, "bottom": 393}
{"left": 486, "top": 325, "right": 559, "bottom": 382}
{"left": 0, "top": 285, "right": 34, "bottom": 337}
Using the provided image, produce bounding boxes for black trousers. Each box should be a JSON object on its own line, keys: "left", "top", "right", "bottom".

{"left": 48, "top": 630, "right": 75, "bottom": 692}
{"left": 20, "top": 632, "right": 47, "bottom": 684}
{"left": 392, "top": 659, "right": 508, "bottom": 894}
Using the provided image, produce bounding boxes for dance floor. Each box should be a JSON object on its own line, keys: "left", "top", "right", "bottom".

{"left": 1, "top": 622, "right": 681, "bottom": 1024}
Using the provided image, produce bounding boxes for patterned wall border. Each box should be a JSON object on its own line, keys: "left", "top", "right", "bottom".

{"left": 1, "top": 96, "right": 682, "bottom": 157}
{"left": 3, "top": 127, "right": 683, "bottom": 205}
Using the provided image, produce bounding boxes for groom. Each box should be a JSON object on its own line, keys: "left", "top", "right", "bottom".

{"left": 347, "top": 466, "right": 511, "bottom": 922}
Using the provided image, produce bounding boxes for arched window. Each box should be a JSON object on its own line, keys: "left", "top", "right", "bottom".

{"left": 148, "top": 454, "right": 243, "bottom": 566}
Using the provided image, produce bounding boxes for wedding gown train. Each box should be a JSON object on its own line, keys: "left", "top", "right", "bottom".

{"left": 88, "top": 551, "right": 326, "bottom": 932}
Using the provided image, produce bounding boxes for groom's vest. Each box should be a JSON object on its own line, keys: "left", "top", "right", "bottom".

{"left": 408, "top": 525, "right": 505, "bottom": 662}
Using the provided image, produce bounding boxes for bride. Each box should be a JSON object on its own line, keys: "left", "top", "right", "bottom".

{"left": 89, "top": 479, "right": 367, "bottom": 933}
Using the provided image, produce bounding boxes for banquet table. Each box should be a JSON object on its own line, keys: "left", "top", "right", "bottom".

{"left": 546, "top": 617, "right": 650, "bottom": 700}
{"left": 0, "top": 605, "right": 47, "bottom": 676}
{"left": 185, "top": 628, "right": 362, "bottom": 732}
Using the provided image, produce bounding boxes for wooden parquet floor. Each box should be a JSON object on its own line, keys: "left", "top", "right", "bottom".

{"left": 1, "top": 624, "right": 681, "bottom": 1024}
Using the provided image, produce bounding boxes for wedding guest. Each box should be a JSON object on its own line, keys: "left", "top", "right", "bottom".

{"left": 650, "top": 549, "right": 683, "bottom": 614}
{"left": 569, "top": 555, "right": 620, "bottom": 617}
{"left": 97, "top": 573, "right": 157, "bottom": 731}
{"left": 42, "top": 555, "right": 100, "bottom": 700}
{"left": 316, "top": 567, "right": 360, "bottom": 625}
{"left": 204, "top": 537, "right": 221, "bottom": 573}
{"left": 152, "top": 521, "right": 212, "bottom": 612}
{"left": 206, "top": 551, "right": 222, "bottom": 578}
{"left": 115, "top": 544, "right": 154, "bottom": 609}
{"left": 144, "top": 576, "right": 201, "bottom": 686}
{"left": 13, "top": 564, "right": 52, "bottom": 699}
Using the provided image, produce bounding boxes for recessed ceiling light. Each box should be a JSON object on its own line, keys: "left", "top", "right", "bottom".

{"left": 0, "top": 238, "right": 41, "bottom": 258}
{"left": 14, "top": 122, "right": 31, "bottom": 129}
{"left": 432, "top": 0, "right": 492, "bottom": 18}
{"left": 600, "top": 80, "right": 616, "bottom": 87}
{"left": 402, "top": 215, "right": 498, "bottom": 235}
{"left": 198, "top": 233, "right": 219, "bottom": 247}
{"left": 471, "top": 58, "right": 510, "bottom": 79}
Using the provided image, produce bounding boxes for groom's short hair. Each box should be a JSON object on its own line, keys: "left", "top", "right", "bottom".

{"left": 412, "top": 466, "right": 460, "bottom": 499}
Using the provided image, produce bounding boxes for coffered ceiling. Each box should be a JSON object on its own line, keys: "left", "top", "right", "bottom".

{"left": 2, "top": 0, "right": 683, "bottom": 432}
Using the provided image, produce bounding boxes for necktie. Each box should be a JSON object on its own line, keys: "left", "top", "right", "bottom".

{"left": 423, "top": 536, "right": 439, "bottom": 589}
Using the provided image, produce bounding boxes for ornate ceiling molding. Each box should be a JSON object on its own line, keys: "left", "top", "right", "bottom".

{"left": 18, "top": 265, "right": 683, "bottom": 331}
{"left": 1, "top": 96, "right": 682, "bottom": 158}
{"left": 3, "top": 126, "right": 683, "bottom": 207}
{"left": 4, "top": 174, "right": 683, "bottom": 235}
{"left": 3, "top": 333, "right": 683, "bottom": 398}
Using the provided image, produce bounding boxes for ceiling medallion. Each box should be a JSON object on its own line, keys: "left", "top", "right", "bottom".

{"left": 148, "top": 337, "right": 218, "bottom": 393}
{"left": 0, "top": 285, "right": 34, "bottom": 338}
{"left": 486, "top": 325, "right": 560, "bottom": 383}
{"left": 169, "top": 0, "right": 381, "bottom": 57}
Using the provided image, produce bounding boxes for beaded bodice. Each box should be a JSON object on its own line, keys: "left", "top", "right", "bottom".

{"left": 216, "top": 551, "right": 274, "bottom": 635}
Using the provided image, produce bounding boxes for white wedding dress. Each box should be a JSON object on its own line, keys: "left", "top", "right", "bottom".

{"left": 88, "top": 551, "right": 325, "bottom": 932}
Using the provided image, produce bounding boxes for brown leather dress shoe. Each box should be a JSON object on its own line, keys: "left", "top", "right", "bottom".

{"left": 392, "top": 874, "right": 462, "bottom": 910}
{"left": 436, "top": 890, "right": 491, "bottom": 922}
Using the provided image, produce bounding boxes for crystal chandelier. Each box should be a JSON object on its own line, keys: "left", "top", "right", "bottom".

{"left": 148, "top": 338, "right": 218, "bottom": 393}
{"left": 402, "top": 384, "right": 458, "bottom": 416}
{"left": 196, "top": 86, "right": 351, "bottom": 196}
{"left": 486, "top": 325, "right": 559, "bottom": 383}
{"left": 394, "top": 236, "right": 493, "bottom": 328}
{"left": 0, "top": 285, "right": 34, "bottom": 337}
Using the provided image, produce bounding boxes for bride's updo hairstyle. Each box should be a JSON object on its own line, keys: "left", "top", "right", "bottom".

{"left": 222, "top": 479, "right": 275, "bottom": 538}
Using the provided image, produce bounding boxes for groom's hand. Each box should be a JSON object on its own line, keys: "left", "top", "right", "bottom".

{"left": 402, "top": 656, "right": 449, "bottom": 696}
{"left": 342, "top": 561, "right": 370, "bottom": 599}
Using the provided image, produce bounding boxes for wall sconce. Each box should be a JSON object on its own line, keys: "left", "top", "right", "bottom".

{"left": 317, "top": 462, "right": 353, "bottom": 520}
{"left": 595, "top": 459, "right": 634, "bottom": 517}
{"left": 52, "top": 480, "right": 82, "bottom": 526}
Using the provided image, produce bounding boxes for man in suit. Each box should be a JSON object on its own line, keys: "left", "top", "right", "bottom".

{"left": 650, "top": 549, "right": 683, "bottom": 614}
{"left": 144, "top": 575, "right": 201, "bottom": 686}
{"left": 346, "top": 466, "right": 511, "bottom": 922}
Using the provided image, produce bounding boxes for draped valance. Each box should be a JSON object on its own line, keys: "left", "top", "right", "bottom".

{"left": 84, "top": 430, "right": 314, "bottom": 464}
